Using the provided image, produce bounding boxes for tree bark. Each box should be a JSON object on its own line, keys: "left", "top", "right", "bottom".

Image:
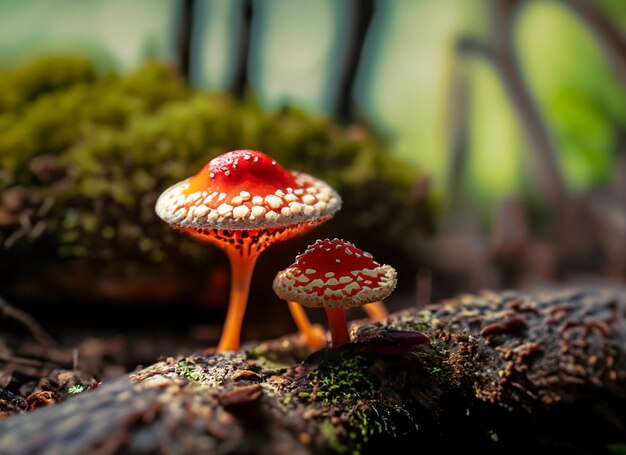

{"left": 0, "top": 287, "right": 624, "bottom": 454}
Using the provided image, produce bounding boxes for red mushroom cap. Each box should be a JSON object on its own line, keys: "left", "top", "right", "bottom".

{"left": 273, "top": 238, "right": 397, "bottom": 308}
{"left": 155, "top": 150, "right": 341, "bottom": 230}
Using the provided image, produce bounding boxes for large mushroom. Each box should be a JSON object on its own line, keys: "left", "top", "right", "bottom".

{"left": 273, "top": 238, "right": 397, "bottom": 347}
{"left": 155, "top": 150, "right": 341, "bottom": 352}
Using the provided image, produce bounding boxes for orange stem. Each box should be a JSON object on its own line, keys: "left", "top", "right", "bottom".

{"left": 324, "top": 307, "right": 350, "bottom": 347}
{"left": 287, "top": 301, "right": 327, "bottom": 350}
{"left": 363, "top": 301, "right": 388, "bottom": 321}
{"left": 216, "top": 250, "right": 258, "bottom": 352}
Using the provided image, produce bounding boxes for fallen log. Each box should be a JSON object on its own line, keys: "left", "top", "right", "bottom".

{"left": 0, "top": 287, "right": 625, "bottom": 454}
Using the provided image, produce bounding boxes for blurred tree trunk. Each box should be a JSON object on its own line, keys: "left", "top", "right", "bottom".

{"left": 176, "top": 0, "right": 196, "bottom": 81}
{"left": 231, "top": 0, "right": 253, "bottom": 98}
{"left": 334, "top": 0, "right": 375, "bottom": 123}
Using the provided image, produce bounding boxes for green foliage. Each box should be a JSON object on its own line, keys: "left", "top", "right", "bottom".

{"left": 67, "top": 384, "right": 86, "bottom": 395}
{"left": 176, "top": 359, "right": 201, "bottom": 381}
{"left": 0, "top": 56, "right": 436, "bottom": 281}
{"left": 517, "top": 1, "right": 626, "bottom": 190}
{"left": 306, "top": 353, "right": 374, "bottom": 403}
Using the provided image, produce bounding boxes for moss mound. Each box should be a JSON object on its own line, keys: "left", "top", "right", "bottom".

{"left": 0, "top": 56, "right": 437, "bottom": 304}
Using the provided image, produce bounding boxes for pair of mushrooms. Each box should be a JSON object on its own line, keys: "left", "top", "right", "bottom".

{"left": 155, "top": 150, "right": 396, "bottom": 351}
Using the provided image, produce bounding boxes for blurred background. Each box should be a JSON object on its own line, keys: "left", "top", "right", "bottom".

{"left": 0, "top": 0, "right": 625, "bottom": 376}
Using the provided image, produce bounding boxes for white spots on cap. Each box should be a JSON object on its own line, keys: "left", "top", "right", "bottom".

{"left": 231, "top": 195, "right": 243, "bottom": 205}
{"left": 210, "top": 172, "right": 215, "bottom": 179}
{"left": 250, "top": 206, "right": 266, "bottom": 218}
{"left": 232, "top": 205, "right": 250, "bottom": 219}
{"left": 171, "top": 208, "right": 185, "bottom": 222}
{"left": 302, "top": 194, "right": 317, "bottom": 205}
{"left": 284, "top": 193, "right": 298, "bottom": 203}
{"left": 316, "top": 192, "right": 330, "bottom": 203}
{"left": 217, "top": 203, "right": 234, "bottom": 216}
{"left": 289, "top": 202, "right": 303, "bottom": 215}
{"left": 265, "top": 195, "right": 282, "bottom": 210}
{"left": 195, "top": 205, "right": 210, "bottom": 218}
{"left": 185, "top": 192, "right": 202, "bottom": 205}
{"left": 265, "top": 210, "right": 280, "bottom": 222}
{"left": 308, "top": 278, "right": 324, "bottom": 288}
{"left": 155, "top": 171, "right": 341, "bottom": 230}
{"left": 324, "top": 272, "right": 335, "bottom": 278}
{"left": 335, "top": 259, "right": 341, "bottom": 263}
{"left": 359, "top": 268, "right": 380, "bottom": 277}
{"left": 305, "top": 269, "right": 316, "bottom": 275}
{"left": 204, "top": 193, "right": 216, "bottom": 204}
{"left": 272, "top": 263, "right": 396, "bottom": 309}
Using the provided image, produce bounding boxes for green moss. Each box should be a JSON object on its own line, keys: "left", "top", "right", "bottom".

{"left": 306, "top": 353, "right": 374, "bottom": 403}
{"left": 306, "top": 352, "right": 419, "bottom": 453}
{"left": 176, "top": 359, "right": 201, "bottom": 382}
{"left": 318, "top": 402, "right": 419, "bottom": 454}
{"left": 67, "top": 384, "right": 86, "bottom": 395}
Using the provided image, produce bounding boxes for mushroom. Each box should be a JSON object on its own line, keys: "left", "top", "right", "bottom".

{"left": 286, "top": 299, "right": 388, "bottom": 350}
{"left": 273, "top": 238, "right": 397, "bottom": 347}
{"left": 155, "top": 150, "right": 341, "bottom": 352}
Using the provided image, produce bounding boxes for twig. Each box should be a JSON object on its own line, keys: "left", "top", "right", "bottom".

{"left": 0, "top": 295, "right": 57, "bottom": 347}
{"left": 0, "top": 353, "right": 60, "bottom": 368}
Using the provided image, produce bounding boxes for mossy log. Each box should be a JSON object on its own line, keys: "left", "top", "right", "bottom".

{"left": 0, "top": 287, "right": 625, "bottom": 454}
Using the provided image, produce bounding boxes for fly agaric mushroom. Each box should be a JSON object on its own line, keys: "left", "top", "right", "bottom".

{"left": 155, "top": 150, "right": 341, "bottom": 352}
{"left": 273, "top": 238, "right": 397, "bottom": 347}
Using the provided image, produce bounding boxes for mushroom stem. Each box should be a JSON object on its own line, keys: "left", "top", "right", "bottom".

{"left": 363, "top": 301, "right": 388, "bottom": 321}
{"left": 324, "top": 307, "right": 351, "bottom": 347}
{"left": 287, "top": 301, "right": 327, "bottom": 350}
{"left": 216, "top": 250, "right": 258, "bottom": 352}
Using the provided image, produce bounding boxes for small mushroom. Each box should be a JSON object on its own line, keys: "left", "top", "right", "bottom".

{"left": 155, "top": 150, "right": 341, "bottom": 352}
{"left": 273, "top": 238, "right": 397, "bottom": 347}
{"left": 287, "top": 297, "right": 389, "bottom": 350}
